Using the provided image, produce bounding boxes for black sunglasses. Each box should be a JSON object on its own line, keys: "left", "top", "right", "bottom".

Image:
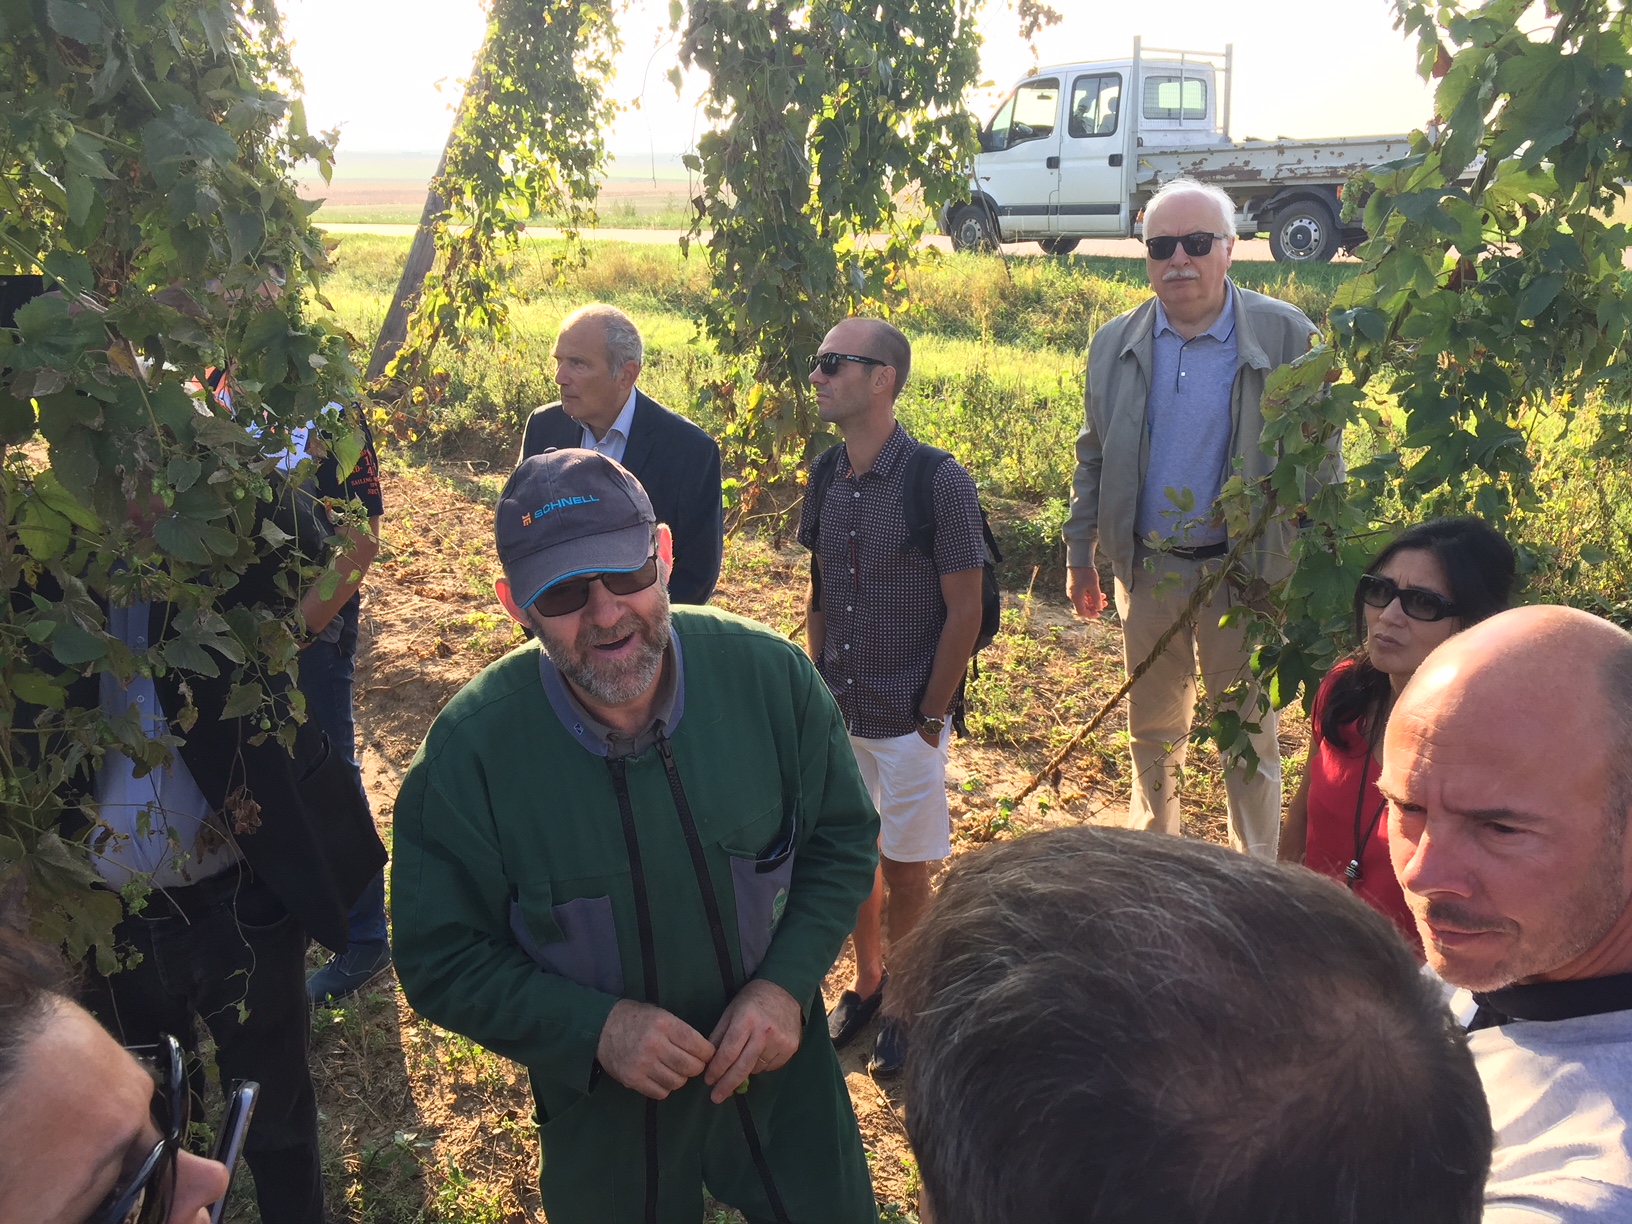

{"left": 90, "top": 1035, "right": 187, "bottom": 1224}
{"left": 529, "top": 553, "right": 660, "bottom": 618}
{"left": 811, "top": 352, "right": 885, "bottom": 377}
{"left": 1142, "top": 231, "right": 1231, "bottom": 260}
{"left": 1358, "top": 573, "right": 1460, "bottom": 623}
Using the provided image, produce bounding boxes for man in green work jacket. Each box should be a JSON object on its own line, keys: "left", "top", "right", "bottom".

{"left": 392, "top": 448, "right": 881, "bottom": 1224}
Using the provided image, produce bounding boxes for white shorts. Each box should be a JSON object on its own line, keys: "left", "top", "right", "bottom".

{"left": 848, "top": 728, "right": 952, "bottom": 863}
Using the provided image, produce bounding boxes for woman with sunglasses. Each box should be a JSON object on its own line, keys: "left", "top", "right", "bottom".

{"left": 1278, "top": 517, "right": 1515, "bottom": 949}
{"left": 0, "top": 931, "right": 230, "bottom": 1224}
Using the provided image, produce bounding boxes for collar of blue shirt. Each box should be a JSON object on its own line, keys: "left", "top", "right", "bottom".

{"left": 578, "top": 385, "right": 640, "bottom": 458}
{"left": 1153, "top": 281, "right": 1238, "bottom": 345}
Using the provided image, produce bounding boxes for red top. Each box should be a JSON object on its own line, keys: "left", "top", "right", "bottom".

{"left": 1303, "top": 662, "right": 1422, "bottom": 956}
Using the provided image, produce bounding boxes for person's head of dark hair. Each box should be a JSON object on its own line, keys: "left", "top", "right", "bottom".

{"left": 1350, "top": 517, "right": 1515, "bottom": 645}
{"left": 0, "top": 927, "right": 70, "bottom": 1098}
{"left": 1323, "top": 516, "right": 1516, "bottom": 746}
{"left": 892, "top": 827, "right": 1492, "bottom": 1224}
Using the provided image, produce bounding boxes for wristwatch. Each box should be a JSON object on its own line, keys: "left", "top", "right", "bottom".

{"left": 915, "top": 710, "right": 946, "bottom": 735}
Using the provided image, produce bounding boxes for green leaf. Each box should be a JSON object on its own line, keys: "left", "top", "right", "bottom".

{"left": 49, "top": 621, "right": 108, "bottom": 665}
{"left": 140, "top": 106, "right": 241, "bottom": 189}
{"left": 16, "top": 498, "right": 71, "bottom": 560}
{"left": 45, "top": 0, "right": 105, "bottom": 44}
{"left": 326, "top": 412, "right": 363, "bottom": 487}
{"left": 166, "top": 455, "right": 202, "bottom": 493}
{"left": 42, "top": 250, "right": 94, "bottom": 296}
{"left": 161, "top": 635, "right": 220, "bottom": 678}
{"left": 259, "top": 518, "right": 292, "bottom": 548}
{"left": 64, "top": 171, "right": 94, "bottom": 228}
{"left": 199, "top": 521, "right": 241, "bottom": 556}
{"left": 199, "top": 0, "right": 232, "bottom": 54}
{"left": 11, "top": 669, "right": 67, "bottom": 708}
{"left": 223, "top": 209, "right": 265, "bottom": 265}
{"left": 1439, "top": 66, "right": 1490, "bottom": 179}
{"left": 64, "top": 132, "right": 117, "bottom": 180}
{"left": 1516, "top": 273, "right": 1564, "bottom": 321}
{"left": 0, "top": 392, "right": 36, "bottom": 444}
{"left": 220, "top": 682, "right": 264, "bottom": 720}
{"left": 152, "top": 515, "right": 212, "bottom": 564}
{"left": 33, "top": 468, "right": 101, "bottom": 531}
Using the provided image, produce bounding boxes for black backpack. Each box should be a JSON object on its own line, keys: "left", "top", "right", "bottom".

{"left": 806, "top": 442, "right": 1002, "bottom": 735}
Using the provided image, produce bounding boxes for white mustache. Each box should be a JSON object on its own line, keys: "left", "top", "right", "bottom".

{"left": 1162, "top": 268, "right": 1201, "bottom": 283}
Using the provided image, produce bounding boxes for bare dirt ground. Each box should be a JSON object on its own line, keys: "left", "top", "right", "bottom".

{"left": 300, "top": 454, "right": 1309, "bottom": 1223}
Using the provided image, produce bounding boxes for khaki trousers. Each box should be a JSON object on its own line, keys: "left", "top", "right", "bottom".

{"left": 1113, "top": 549, "right": 1281, "bottom": 859}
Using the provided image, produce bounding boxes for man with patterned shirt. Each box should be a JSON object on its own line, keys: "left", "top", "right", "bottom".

{"left": 797, "top": 317, "right": 986, "bottom": 1075}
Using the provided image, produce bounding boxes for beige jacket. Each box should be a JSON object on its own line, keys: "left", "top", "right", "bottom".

{"left": 1063, "top": 281, "right": 1327, "bottom": 590}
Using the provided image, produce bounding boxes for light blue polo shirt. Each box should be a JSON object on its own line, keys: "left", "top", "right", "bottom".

{"left": 1135, "top": 288, "right": 1239, "bottom": 547}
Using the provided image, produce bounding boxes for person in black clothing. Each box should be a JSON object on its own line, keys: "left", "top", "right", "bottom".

{"left": 61, "top": 477, "right": 383, "bottom": 1224}
{"left": 518, "top": 304, "right": 723, "bottom": 605}
{"left": 298, "top": 405, "right": 390, "bottom": 1004}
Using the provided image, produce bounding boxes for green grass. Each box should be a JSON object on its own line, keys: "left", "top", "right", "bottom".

{"left": 312, "top": 204, "right": 431, "bottom": 225}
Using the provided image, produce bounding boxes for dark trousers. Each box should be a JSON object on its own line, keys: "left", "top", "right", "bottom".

{"left": 299, "top": 598, "right": 387, "bottom": 946}
{"left": 85, "top": 869, "right": 327, "bottom": 1224}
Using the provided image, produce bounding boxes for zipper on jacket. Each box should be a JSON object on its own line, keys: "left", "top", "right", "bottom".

{"left": 607, "top": 757, "right": 661, "bottom": 1224}
{"left": 654, "top": 737, "right": 792, "bottom": 1224}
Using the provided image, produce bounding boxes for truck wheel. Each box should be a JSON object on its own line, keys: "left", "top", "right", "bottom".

{"left": 950, "top": 205, "right": 998, "bottom": 253}
{"left": 1039, "top": 237, "right": 1080, "bottom": 256}
{"left": 1269, "top": 199, "right": 1340, "bottom": 262}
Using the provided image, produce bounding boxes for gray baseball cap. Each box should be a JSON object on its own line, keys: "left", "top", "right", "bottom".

{"left": 495, "top": 449, "right": 656, "bottom": 609}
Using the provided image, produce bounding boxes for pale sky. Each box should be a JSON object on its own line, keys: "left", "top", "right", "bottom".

{"left": 277, "top": 0, "right": 1438, "bottom": 159}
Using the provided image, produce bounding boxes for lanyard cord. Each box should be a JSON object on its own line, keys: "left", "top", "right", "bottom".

{"left": 1345, "top": 713, "right": 1388, "bottom": 888}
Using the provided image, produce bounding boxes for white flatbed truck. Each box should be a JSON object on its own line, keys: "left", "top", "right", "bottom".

{"left": 940, "top": 40, "right": 1417, "bottom": 262}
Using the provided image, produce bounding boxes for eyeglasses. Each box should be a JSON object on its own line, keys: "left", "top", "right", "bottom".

{"left": 529, "top": 553, "right": 660, "bottom": 617}
{"left": 1357, "top": 574, "right": 1460, "bottom": 623}
{"left": 1142, "top": 231, "right": 1231, "bottom": 260}
{"left": 90, "top": 1035, "right": 187, "bottom": 1224}
{"left": 811, "top": 352, "right": 885, "bottom": 377}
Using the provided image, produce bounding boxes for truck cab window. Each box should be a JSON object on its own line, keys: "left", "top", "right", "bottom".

{"left": 1143, "top": 75, "right": 1207, "bottom": 121}
{"left": 1069, "top": 75, "right": 1122, "bottom": 139}
{"left": 985, "top": 78, "right": 1059, "bottom": 152}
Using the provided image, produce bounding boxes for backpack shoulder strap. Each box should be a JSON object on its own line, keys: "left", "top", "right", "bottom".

{"left": 805, "top": 443, "right": 845, "bottom": 610}
{"left": 806, "top": 443, "right": 845, "bottom": 546}
{"left": 903, "top": 444, "right": 952, "bottom": 561}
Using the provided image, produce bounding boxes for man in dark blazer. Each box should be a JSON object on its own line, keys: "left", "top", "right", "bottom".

{"left": 518, "top": 303, "right": 723, "bottom": 605}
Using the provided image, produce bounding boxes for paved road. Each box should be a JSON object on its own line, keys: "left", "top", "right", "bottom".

{"left": 316, "top": 222, "right": 1293, "bottom": 262}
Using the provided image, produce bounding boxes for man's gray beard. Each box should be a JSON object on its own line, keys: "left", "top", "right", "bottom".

{"left": 536, "top": 584, "right": 671, "bottom": 708}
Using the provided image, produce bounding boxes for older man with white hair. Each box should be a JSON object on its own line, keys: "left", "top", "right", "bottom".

{"left": 1063, "top": 178, "right": 1327, "bottom": 857}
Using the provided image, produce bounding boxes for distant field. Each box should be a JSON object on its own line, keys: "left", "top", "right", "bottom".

{"left": 298, "top": 149, "right": 697, "bottom": 227}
